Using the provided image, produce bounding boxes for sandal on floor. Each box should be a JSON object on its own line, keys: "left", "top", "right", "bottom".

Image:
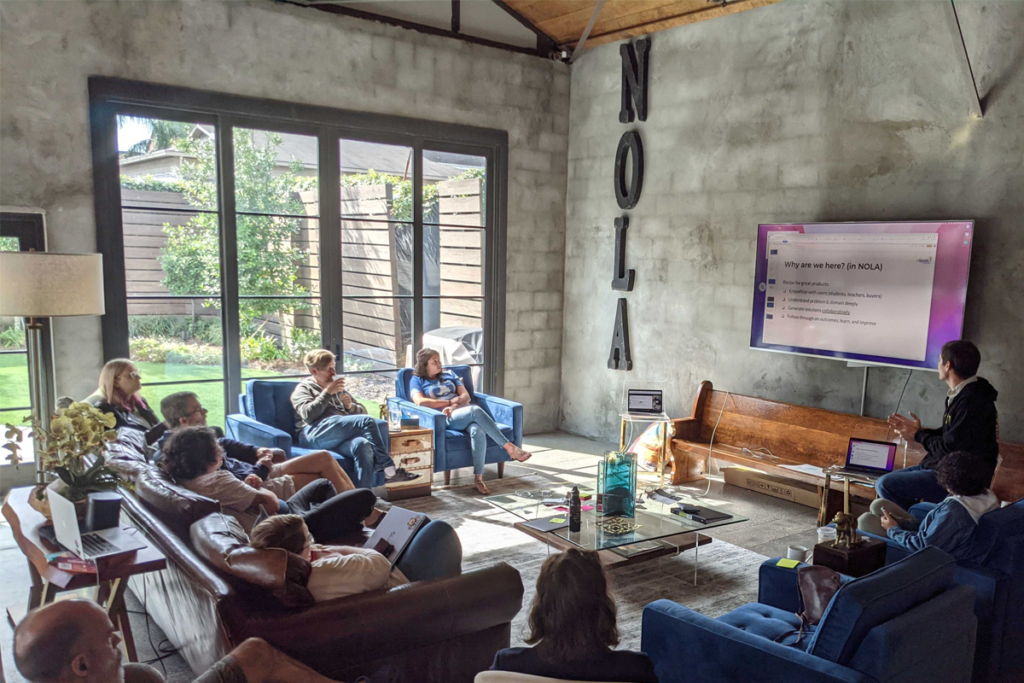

{"left": 508, "top": 446, "right": 532, "bottom": 462}
{"left": 474, "top": 480, "right": 490, "bottom": 495}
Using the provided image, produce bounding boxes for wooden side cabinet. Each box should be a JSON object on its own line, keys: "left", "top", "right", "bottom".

{"left": 385, "top": 428, "right": 434, "bottom": 501}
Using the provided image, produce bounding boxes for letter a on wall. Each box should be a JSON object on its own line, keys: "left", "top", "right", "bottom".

{"left": 608, "top": 298, "right": 633, "bottom": 371}
{"left": 619, "top": 37, "right": 650, "bottom": 123}
{"left": 612, "top": 216, "right": 634, "bottom": 291}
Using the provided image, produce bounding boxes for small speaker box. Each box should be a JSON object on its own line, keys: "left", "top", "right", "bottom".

{"left": 400, "top": 416, "right": 420, "bottom": 429}
{"left": 86, "top": 491, "right": 122, "bottom": 531}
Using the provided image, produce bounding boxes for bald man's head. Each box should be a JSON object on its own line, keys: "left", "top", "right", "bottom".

{"left": 14, "top": 600, "right": 124, "bottom": 683}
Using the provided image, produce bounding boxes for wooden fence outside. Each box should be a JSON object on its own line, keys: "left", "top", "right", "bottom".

{"left": 121, "top": 178, "right": 484, "bottom": 365}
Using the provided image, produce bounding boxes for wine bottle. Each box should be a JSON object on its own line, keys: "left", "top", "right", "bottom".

{"left": 569, "top": 486, "right": 581, "bottom": 533}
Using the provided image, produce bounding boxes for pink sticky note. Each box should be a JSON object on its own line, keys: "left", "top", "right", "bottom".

{"left": 581, "top": 505, "right": 595, "bottom": 511}
{"left": 554, "top": 506, "right": 568, "bottom": 512}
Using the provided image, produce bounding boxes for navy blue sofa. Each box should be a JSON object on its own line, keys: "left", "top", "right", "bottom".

{"left": 852, "top": 499, "right": 1024, "bottom": 683}
{"left": 387, "top": 365, "right": 522, "bottom": 485}
{"left": 642, "top": 547, "right": 977, "bottom": 683}
{"left": 225, "top": 379, "right": 386, "bottom": 488}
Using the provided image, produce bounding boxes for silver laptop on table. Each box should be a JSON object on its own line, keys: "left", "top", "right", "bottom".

{"left": 49, "top": 489, "right": 146, "bottom": 560}
{"left": 626, "top": 389, "right": 669, "bottom": 421}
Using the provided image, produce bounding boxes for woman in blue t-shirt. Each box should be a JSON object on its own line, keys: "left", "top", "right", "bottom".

{"left": 410, "top": 348, "right": 531, "bottom": 494}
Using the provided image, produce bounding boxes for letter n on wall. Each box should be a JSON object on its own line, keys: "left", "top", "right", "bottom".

{"left": 608, "top": 298, "right": 633, "bottom": 371}
{"left": 620, "top": 37, "right": 650, "bottom": 123}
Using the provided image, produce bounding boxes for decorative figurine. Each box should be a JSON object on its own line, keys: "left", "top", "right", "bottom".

{"left": 831, "top": 512, "right": 862, "bottom": 549}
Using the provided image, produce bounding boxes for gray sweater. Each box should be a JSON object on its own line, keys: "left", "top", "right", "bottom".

{"left": 290, "top": 377, "right": 367, "bottom": 433}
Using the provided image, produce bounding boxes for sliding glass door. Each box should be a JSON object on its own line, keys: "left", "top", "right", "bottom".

{"left": 91, "top": 79, "right": 508, "bottom": 422}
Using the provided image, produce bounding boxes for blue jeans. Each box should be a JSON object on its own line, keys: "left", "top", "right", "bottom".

{"left": 875, "top": 465, "right": 949, "bottom": 510}
{"left": 298, "top": 415, "right": 393, "bottom": 489}
{"left": 446, "top": 405, "right": 510, "bottom": 475}
{"left": 395, "top": 519, "right": 462, "bottom": 582}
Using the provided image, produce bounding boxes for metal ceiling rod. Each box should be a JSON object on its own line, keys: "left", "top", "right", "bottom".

{"left": 943, "top": 0, "right": 984, "bottom": 118}
{"left": 570, "top": 0, "right": 607, "bottom": 63}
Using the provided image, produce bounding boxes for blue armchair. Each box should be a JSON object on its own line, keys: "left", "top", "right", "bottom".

{"left": 643, "top": 547, "right": 977, "bottom": 683}
{"left": 853, "top": 499, "right": 1024, "bottom": 683}
{"left": 388, "top": 366, "right": 523, "bottom": 485}
{"left": 225, "top": 379, "right": 385, "bottom": 488}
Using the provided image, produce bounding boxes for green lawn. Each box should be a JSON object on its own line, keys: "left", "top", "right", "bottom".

{"left": 1, "top": 355, "right": 378, "bottom": 432}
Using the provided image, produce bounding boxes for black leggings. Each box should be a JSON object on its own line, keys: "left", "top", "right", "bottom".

{"left": 285, "top": 479, "right": 376, "bottom": 543}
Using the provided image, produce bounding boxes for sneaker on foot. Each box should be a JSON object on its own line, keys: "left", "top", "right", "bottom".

{"left": 385, "top": 468, "right": 419, "bottom": 483}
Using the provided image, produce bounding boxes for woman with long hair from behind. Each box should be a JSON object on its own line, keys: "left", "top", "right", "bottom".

{"left": 490, "top": 548, "right": 658, "bottom": 682}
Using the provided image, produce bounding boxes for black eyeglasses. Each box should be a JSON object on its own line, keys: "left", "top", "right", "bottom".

{"left": 186, "top": 406, "right": 209, "bottom": 417}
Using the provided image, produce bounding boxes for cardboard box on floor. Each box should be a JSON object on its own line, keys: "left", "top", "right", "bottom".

{"left": 722, "top": 466, "right": 824, "bottom": 508}
{"left": 723, "top": 466, "right": 873, "bottom": 518}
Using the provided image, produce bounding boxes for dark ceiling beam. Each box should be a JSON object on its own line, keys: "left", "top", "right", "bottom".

{"left": 490, "top": 0, "right": 561, "bottom": 56}
{"left": 279, "top": 0, "right": 554, "bottom": 60}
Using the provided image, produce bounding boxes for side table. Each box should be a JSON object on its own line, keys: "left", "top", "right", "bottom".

{"left": 812, "top": 536, "right": 887, "bottom": 578}
{"left": 385, "top": 427, "right": 434, "bottom": 501}
{"left": 2, "top": 486, "right": 167, "bottom": 662}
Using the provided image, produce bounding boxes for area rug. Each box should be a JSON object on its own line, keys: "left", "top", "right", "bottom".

{"left": 400, "top": 472, "right": 767, "bottom": 651}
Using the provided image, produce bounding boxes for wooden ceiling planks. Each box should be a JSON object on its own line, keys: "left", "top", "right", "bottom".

{"left": 505, "top": 0, "right": 783, "bottom": 50}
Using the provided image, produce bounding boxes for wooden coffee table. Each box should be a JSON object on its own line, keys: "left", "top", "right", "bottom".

{"left": 2, "top": 486, "right": 167, "bottom": 662}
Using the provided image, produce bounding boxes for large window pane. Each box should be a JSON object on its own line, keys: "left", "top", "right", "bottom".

{"left": 128, "top": 298, "right": 223, "bottom": 384}
{"left": 342, "top": 221, "right": 412, "bottom": 297}
{"left": 423, "top": 151, "right": 485, "bottom": 226}
{"left": 343, "top": 370, "right": 397, "bottom": 418}
{"left": 0, "top": 352, "right": 30, "bottom": 413}
{"left": 425, "top": 227, "right": 484, "bottom": 298}
{"left": 118, "top": 116, "right": 217, "bottom": 211}
{"left": 340, "top": 140, "right": 414, "bottom": 220}
{"left": 234, "top": 129, "right": 318, "bottom": 217}
{"left": 343, "top": 298, "right": 412, "bottom": 371}
{"left": 138, "top": 381, "right": 225, "bottom": 431}
{"left": 122, "top": 208, "right": 220, "bottom": 296}
{"left": 237, "top": 216, "right": 320, "bottom": 297}
{"left": 240, "top": 298, "right": 321, "bottom": 379}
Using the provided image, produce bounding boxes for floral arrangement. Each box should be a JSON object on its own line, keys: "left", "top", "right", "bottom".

{"left": 4, "top": 402, "right": 122, "bottom": 502}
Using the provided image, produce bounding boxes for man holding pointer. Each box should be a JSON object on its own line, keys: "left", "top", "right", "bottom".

{"left": 881, "top": 340, "right": 999, "bottom": 509}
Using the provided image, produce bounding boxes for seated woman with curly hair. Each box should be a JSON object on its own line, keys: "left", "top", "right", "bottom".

{"left": 162, "top": 426, "right": 383, "bottom": 539}
{"left": 858, "top": 449, "right": 1000, "bottom": 560}
{"left": 490, "top": 547, "right": 658, "bottom": 682}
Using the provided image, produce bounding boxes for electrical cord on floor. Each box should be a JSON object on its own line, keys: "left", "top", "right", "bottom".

{"left": 688, "top": 391, "right": 731, "bottom": 498}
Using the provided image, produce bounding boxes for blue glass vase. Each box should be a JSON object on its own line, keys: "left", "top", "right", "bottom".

{"left": 597, "top": 451, "right": 636, "bottom": 518}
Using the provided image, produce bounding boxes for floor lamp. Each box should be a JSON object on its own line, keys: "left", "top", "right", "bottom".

{"left": 0, "top": 251, "right": 105, "bottom": 484}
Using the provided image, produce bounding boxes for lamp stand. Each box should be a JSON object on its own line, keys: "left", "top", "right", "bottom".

{"left": 25, "top": 317, "right": 52, "bottom": 486}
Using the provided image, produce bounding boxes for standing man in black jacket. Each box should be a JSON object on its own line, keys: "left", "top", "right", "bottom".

{"left": 880, "top": 340, "right": 1000, "bottom": 509}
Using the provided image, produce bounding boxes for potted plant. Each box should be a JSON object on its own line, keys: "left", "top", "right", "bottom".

{"left": 4, "top": 402, "right": 121, "bottom": 518}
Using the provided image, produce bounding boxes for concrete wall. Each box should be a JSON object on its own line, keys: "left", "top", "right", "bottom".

{"left": 562, "top": 0, "right": 1024, "bottom": 442}
{"left": 0, "top": 0, "right": 569, "bottom": 433}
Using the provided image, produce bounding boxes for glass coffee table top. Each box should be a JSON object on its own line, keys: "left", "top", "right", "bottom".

{"left": 484, "top": 483, "right": 747, "bottom": 553}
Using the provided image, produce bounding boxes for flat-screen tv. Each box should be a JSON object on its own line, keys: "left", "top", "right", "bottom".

{"left": 750, "top": 221, "right": 973, "bottom": 370}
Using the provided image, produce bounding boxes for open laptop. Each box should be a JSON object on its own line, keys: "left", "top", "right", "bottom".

{"left": 49, "top": 489, "right": 146, "bottom": 560}
{"left": 834, "top": 438, "right": 898, "bottom": 478}
{"left": 626, "top": 389, "right": 669, "bottom": 420}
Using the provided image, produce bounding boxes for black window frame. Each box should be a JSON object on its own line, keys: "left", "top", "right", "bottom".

{"left": 89, "top": 77, "right": 508, "bottom": 416}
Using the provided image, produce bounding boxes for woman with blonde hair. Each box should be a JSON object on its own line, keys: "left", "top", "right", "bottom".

{"left": 86, "top": 358, "right": 164, "bottom": 443}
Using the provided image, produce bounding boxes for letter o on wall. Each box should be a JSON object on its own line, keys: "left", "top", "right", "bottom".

{"left": 614, "top": 130, "right": 644, "bottom": 210}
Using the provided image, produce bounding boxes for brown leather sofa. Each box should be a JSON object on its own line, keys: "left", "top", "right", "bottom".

{"left": 105, "top": 429, "right": 525, "bottom": 682}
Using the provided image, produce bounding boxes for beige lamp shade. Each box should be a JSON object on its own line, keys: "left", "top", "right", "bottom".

{"left": 0, "top": 252, "right": 105, "bottom": 317}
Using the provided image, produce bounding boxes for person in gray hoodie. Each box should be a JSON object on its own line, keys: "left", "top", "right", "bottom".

{"left": 290, "top": 349, "right": 415, "bottom": 489}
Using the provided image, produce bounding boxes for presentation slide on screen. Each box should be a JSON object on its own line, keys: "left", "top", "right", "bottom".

{"left": 762, "top": 233, "right": 937, "bottom": 360}
{"left": 848, "top": 441, "right": 895, "bottom": 470}
{"left": 750, "top": 221, "right": 973, "bottom": 369}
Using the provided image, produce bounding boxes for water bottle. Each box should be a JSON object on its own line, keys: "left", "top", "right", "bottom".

{"left": 569, "top": 486, "right": 581, "bottom": 533}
